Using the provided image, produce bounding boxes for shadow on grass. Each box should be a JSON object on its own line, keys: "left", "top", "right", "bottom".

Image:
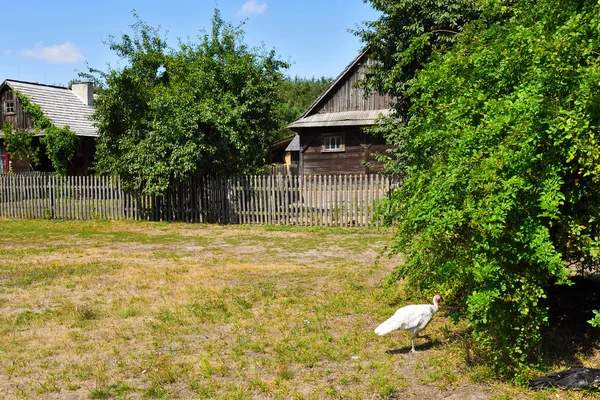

{"left": 385, "top": 337, "right": 443, "bottom": 355}
{"left": 541, "top": 276, "right": 600, "bottom": 367}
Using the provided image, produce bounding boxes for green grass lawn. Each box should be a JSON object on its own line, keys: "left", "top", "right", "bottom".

{"left": 0, "top": 219, "right": 588, "bottom": 399}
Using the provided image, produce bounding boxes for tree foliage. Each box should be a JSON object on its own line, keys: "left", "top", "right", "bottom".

{"left": 1, "top": 124, "right": 39, "bottom": 171}
{"left": 40, "top": 128, "right": 79, "bottom": 176}
{"left": 354, "top": 0, "right": 482, "bottom": 116}
{"left": 86, "top": 10, "right": 289, "bottom": 195}
{"left": 361, "top": 0, "right": 600, "bottom": 376}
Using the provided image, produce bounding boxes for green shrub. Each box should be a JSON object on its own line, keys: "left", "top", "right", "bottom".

{"left": 589, "top": 310, "right": 600, "bottom": 328}
{"left": 366, "top": 0, "right": 600, "bottom": 377}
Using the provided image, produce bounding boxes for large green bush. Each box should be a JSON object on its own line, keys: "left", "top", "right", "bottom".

{"left": 361, "top": 0, "right": 600, "bottom": 376}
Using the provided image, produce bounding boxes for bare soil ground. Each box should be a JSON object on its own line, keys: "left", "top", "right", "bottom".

{"left": 0, "top": 220, "right": 597, "bottom": 399}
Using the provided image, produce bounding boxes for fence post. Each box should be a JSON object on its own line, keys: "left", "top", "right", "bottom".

{"left": 50, "top": 175, "right": 55, "bottom": 219}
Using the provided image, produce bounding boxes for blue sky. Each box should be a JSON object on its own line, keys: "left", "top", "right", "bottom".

{"left": 0, "top": 0, "right": 379, "bottom": 87}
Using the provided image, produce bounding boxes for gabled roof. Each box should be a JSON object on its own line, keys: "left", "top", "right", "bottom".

{"left": 287, "top": 51, "right": 394, "bottom": 130}
{"left": 288, "top": 110, "right": 394, "bottom": 129}
{"left": 299, "top": 50, "right": 369, "bottom": 120}
{"left": 1, "top": 79, "right": 98, "bottom": 137}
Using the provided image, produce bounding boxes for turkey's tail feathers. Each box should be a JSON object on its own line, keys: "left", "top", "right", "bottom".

{"left": 374, "top": 317, "right": 400, "bottom": 336}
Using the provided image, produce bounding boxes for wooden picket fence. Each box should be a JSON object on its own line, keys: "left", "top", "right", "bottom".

{"left": 0, "top": 174, "right": 399, "bottom": 226}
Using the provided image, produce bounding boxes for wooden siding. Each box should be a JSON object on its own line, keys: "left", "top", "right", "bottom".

{"left": 9, "top": 158, "right": 31, "bottom": 173}
{"left": 0, "top": 86, "right": 36, "bottom": 173}
{"left": 315, "top": 59, "right": 392, "bottom": 115}
{"left": 300, "top": 127, "right": 386, "bottom": 175}
{"left": 0, "top": 87, "right": 34, "bottom": 131}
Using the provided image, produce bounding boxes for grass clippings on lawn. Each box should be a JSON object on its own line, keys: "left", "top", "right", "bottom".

{"left": 0, "top": 219, "right": 590, "bottom": 399}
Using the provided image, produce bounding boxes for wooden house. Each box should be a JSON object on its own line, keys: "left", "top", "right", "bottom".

{"left": 267, "top": 134, "right": 300, "bottom": 174}
{"left": 0, "top": 79, "right": 98, "bottom": 175}
{"left": 287, "top": 51, "right": 394, "bottom": 175}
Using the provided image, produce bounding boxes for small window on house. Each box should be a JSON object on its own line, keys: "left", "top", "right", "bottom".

{"left": 322, "top": 134, "right": 345, "bottom": 152}
{"left": 4, "top": 91, "right": 15, "bottom": 114}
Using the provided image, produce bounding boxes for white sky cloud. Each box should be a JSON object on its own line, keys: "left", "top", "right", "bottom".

{"left": 19, "top": 42, "right": 85, "bottom": 64}
{"left": 238, "top": 0, "right": 268, "bottom": 16}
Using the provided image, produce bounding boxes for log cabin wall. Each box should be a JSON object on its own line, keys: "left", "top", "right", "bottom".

{"left": 0, "top": 86, "right": 35, "bottom": 173}
{"left": 0, "top": 86, "right": 35, "bottom": 131}
{"left": 315, "top": 59, "right": 393, "bottom": 114}
{"left": 299, "top": 127, "right": 387, "bottom": 175}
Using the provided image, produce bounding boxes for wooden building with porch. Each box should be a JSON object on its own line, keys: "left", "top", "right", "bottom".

{"left": 0, "top": 79, "right": 98, "bottom": 175}
{"left": 287, "top": 51, "right": 394, "bottom": 175}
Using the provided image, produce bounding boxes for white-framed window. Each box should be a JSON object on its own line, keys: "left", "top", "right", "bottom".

{"left": 4, "top": 91, "right": 15, "bottom": 114}
{"left": 322, "top": 134, "right": 345, "bottom": 152}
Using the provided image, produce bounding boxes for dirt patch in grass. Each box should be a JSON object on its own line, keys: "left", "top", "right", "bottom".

{"left": 0, "top": 220, "right": 579, "bottom": 399}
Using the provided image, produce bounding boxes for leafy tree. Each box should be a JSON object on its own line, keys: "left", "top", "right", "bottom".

{"left": 354, "top": 0, "right": 482, "bottom": 117}
{"left": 86, "top": 10, "right": 289, "bottom": 195}
{"left": 277, "top": 76, "right": 332, "bottom": 138}
{"left": 1, "top": 124, "right": 40, "bottom": 171}
{"left": 362, "top": 0, "right": 600, "bottom": 376}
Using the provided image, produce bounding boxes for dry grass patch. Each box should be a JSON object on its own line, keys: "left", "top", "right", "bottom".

{"left": 0, "top": 219, "right": 564, "bottom": 399}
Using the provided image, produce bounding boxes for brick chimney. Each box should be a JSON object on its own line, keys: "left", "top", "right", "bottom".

{"left": 71, "top": 82, "right": 94, "bottom": 106}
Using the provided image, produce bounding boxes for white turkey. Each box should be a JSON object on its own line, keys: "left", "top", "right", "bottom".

{"left": 374, "top": 294, "right": 442, "bottom": 352}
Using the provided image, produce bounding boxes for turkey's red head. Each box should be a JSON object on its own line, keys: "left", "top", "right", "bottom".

{"left": 433, "top": 295, "right": 442, "bottom": 306}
